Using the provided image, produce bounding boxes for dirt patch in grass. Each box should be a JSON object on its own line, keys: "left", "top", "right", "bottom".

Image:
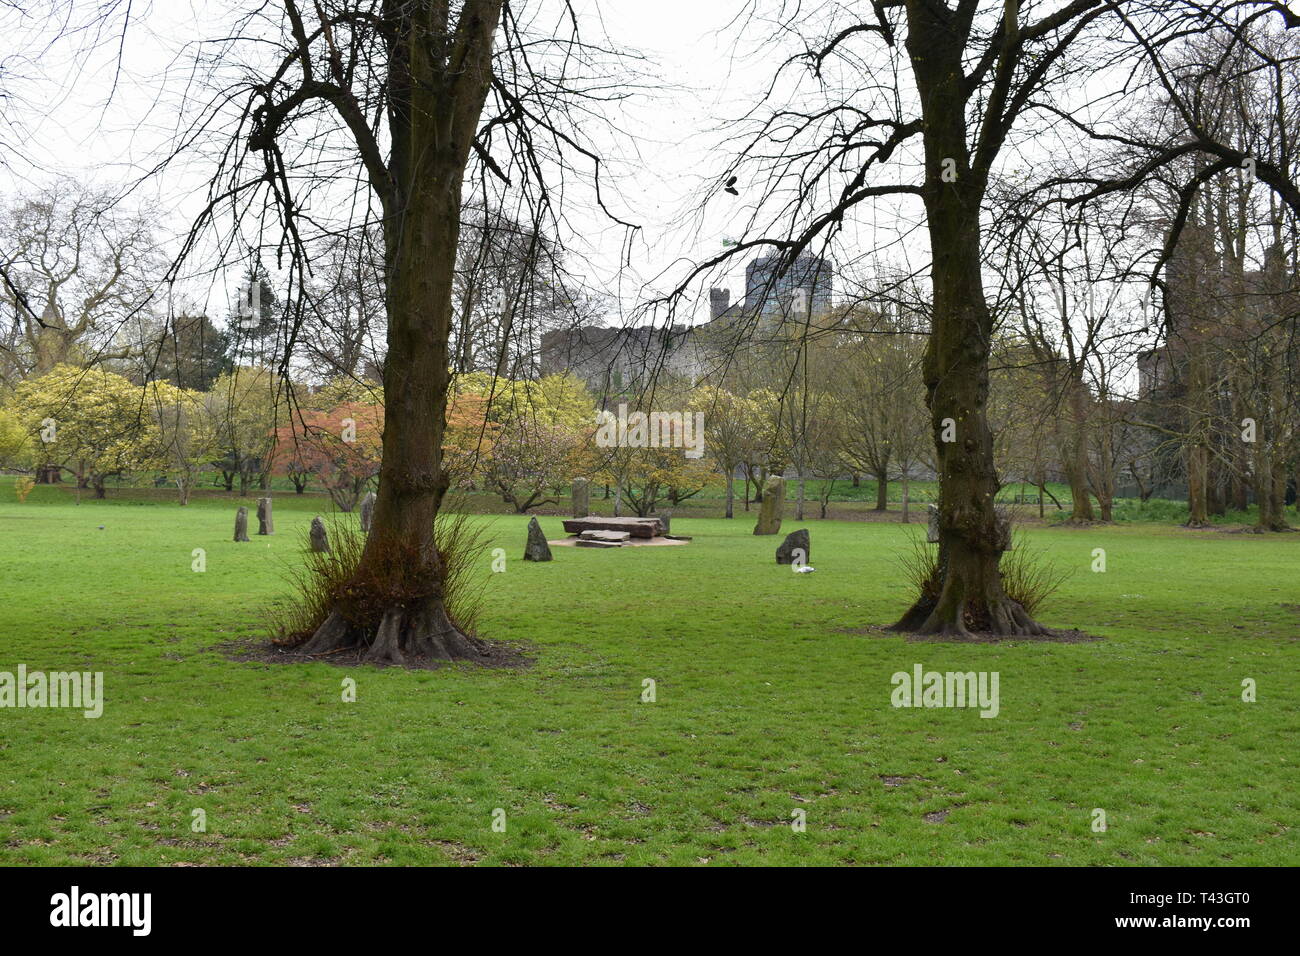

{"left": 218, "top": 637, "right": 532, "bottom": 671}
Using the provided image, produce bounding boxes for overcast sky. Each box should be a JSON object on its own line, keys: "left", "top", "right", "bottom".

{"left": 0, "top": 0, "right": 1174, "bottom": 387}
{"left": 3, "top": 0, "right": 840, "bottom": 326}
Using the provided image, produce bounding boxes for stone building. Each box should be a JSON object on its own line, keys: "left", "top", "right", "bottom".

{"left": 540, "top": 254, "right": 835, "bottom": 399}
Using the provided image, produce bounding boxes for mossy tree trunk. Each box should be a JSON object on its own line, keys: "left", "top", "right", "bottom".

{"left": 282, "top": 1, "right": 505, "bottom": 664}
{"left": 892, "top": 1, "right": 1046, "bottom": 637}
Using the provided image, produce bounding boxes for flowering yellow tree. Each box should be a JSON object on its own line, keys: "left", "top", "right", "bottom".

{"left": 10, "top": 364, "right": 165, "bottom": 497}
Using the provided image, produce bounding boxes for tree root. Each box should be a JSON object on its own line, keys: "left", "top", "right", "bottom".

{"left": 299, "top": 601, "right": 488, "bottom": 666}
{"left": 891, "top": 595, "right": 1052, "bottom": 638}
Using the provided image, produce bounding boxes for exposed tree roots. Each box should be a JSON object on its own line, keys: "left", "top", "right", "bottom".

{"left": 299, "top": 598, "right": 490, "bottom": 666}
{"left": 892, "top": 593, "right": 1052, "bottom": 639}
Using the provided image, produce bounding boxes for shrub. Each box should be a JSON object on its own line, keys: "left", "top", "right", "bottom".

{"left": 898, "top": 529, "right": 1071, "bottom": 619}
{"left": 271, "top": 501, "right": 491, "bottom": 647}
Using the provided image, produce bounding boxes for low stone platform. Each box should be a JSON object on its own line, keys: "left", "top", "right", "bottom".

{"left": 561, "top": 516, "right": 663, "bottom": 538}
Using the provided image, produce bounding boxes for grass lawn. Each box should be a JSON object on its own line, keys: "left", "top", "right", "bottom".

{"left": 1, "top": 481, "right": 1297, "bottom": 865}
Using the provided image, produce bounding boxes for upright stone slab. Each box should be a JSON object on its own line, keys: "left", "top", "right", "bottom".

{"left": 776, "top": 528, "right": 810, "bottom": 565}
{"left": 753, "top": 475, "right": 785, "bottom": 535}
{"left": 571, "top": 478, "right": 590, "bottom": 518}
{"left": 257, "top": 497, "right": 274, "bottom": 535}
{"left": 524, "top": 516, "right": 552, "bottom": 561}
{"left": 310, "top": 516, "right": 330, "bottom": 554}
{"left": 359, "top": 491, "right": 376, "bottom": 533}
{"left": 233, "top": 507, "right": 250, "bottom": 542}
{"left": 654, "top": 511, "right": 672, "bottom": 534}
{"left": 927, "top": 503, "right": 940, "bottom": 543}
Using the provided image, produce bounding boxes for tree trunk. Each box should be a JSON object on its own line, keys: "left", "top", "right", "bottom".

{"left": 299, "top": 1, "right": 503, "bottom": 666}
{"left": 873, "top": 469, "right": 888, "bottom": 511}
{"left": 725, "top": 472, "right": 734, "bottom": 518}
{"left": 1187, "top": 444, "right": 1210, "bottom": 527}
{"left": 1058, "top": 379, "right": 1093, "bottom": 522}
{"left": 892, "top": 17, "right": 1044, "bottom": 636}
{"left": 1230, "top": 472, "right": 1249, "bottom": 512}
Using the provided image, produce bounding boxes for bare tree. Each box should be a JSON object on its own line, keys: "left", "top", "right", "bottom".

{"left": 167, "top": 1, "right": 633, "bottom": 664}
{"left": 0, "top": 180, "right": 158, "bottom": 382}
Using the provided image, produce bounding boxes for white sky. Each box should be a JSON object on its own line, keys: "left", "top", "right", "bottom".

{"left": 0, "top": 0, "right": 1199, "bottom": 389}
{"left": 2, "top": 0, "right": 815, "bottom": 325}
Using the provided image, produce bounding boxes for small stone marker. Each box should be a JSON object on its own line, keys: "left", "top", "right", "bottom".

{"left": 360, "top": 491, "right": 376, "bottom": 533}
{"left": 776, "top": 528, "right": 810, "bottom": 564}
{"left": 927, "top": 504, "right": 940, "bottom": 543}
{"left": 257, "top": 497, "right": 274, "bottom": 535}
{"left": 571, "top": 478, "right": 590, "bottom": 518}
{"left": 654, "top": 511, "right": 672, "bottom": 533}
{"left": 524, "top": 516, "right": 552, "bottom": 561}
{"left": 233, "top": 507, "right": 250, "bottom": 542}
{"left": 310, "top": 516, "right": 330, "bottom": 554}
{"left": 753, "top": 475, "right": 785, "bottom": 535}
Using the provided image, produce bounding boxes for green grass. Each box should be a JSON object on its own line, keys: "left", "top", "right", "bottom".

{"left": 1, "top": 480, "right": 1297, "bottom": 865}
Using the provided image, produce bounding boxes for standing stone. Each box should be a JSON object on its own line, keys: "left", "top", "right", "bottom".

{"left": 927, "top": 503, "right": 940, "bottom": 543}
{"left": 753, "top": 475, "right": 786, "bottom": 535}
{"left": 571, "top": 478, "right": 590, "bottom": 518}
{"left": 233, "top": 507, "right": 250, "bottom": 542}
{"left": 359, "top": 491, "right": 377, "bottom": 533}
{"left": 655, "top": 511, "right": 671, "bottom": 534}
{"left": 524, "top": 516, "right": 552, "bottom": 561}
{"left": 776, "top": 528, "right": 810, "bottom": 565}
{"left": 256, "top": 497, "right": 274, "bottom": 535}
{"left": 310, "top": 516, "right": 330, "bottom": 554}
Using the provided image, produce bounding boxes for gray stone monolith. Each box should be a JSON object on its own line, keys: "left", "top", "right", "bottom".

{"left": 257, "top": 497, "right": 274, "bottom": 535}
{"left": 776, "top": 528, "right": 810, "bottom": 564}
{"left": 524, "top": 516, "right": 552, "bottom": 561}
{"left": 753, "top": 475, "right": 786, "bottom": 535}
{"left": 571, "top": 478, "right": 590, "bottom": 518}
{"left": 310, "top": 516, "right": 330, "bottom": 554}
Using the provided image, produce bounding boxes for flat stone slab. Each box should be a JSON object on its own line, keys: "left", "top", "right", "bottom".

{"left": 549, "top": 536, "right": 688, "bottom": 548}
{"left": 580, "top": 530, "right": 631, "bottom": 543}
{"left": 575, "top": 539, "right": 623, "bottom": 548}
{"left": 562, "top": 516, "right": 662, "bottom": 538}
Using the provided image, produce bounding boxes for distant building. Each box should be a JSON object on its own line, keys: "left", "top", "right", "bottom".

{"left": 541, "top": 254, "right": 835, "bottom": 398}
{"left": 539, "top": 323, "right": 705, "bottom": 398}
